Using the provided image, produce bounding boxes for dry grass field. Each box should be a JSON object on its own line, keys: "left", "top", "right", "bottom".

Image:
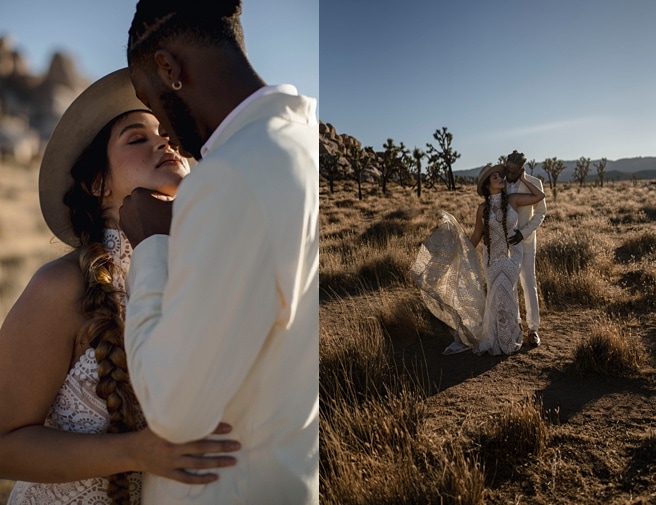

{"left": 320, "top": 178, "right": 656, "bottom": 504}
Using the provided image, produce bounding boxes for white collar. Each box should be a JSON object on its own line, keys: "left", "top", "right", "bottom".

{"left": 200, "top": 84, "right": 299, "bottom": 158}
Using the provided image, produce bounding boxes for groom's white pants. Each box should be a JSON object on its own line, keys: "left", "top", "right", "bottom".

{"left": 519, "top": 239, "right": 540, "bottom": 332}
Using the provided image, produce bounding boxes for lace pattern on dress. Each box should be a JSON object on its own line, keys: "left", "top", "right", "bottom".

{"left": 410, "top": 210, "right": 486, "bottom": 350}
{"left": 8, "top": 229, "right": 142, "bottom": 505}
{"left": 478, "top": 194, "right": 523, "bottom": 355}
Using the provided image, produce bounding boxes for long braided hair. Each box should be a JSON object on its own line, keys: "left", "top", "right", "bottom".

{"left": 481, "top": 176, "right": 510, "bottom": 266}
{"left": 127, "top": 0, "right": 245, "bottom": 70}
{"left": 63, "top": 111, "right": 143, "bottom": 505}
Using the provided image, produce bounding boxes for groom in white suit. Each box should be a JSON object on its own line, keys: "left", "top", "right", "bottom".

{"left": 119, "top": 1, "right": 318, "bottom": 503}
{"left": 504, "top": 150, "right": 547, "bottom": 346}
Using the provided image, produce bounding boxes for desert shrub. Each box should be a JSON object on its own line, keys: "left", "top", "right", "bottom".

{"left": 320, "top": 312, "right": 396, "bottom": 410}
{"left": 641, "top": 205, "right": 656, "bottom": 221}
{"left": 376, "top": 293, "right": 434, "bottom": 344}
{"left": 572, "top": 317, "right": 648, "bottom": 377}
{"left": 617, "top": 262, "right": 656, "bottom": 310}
{"left": 321, "top": 387, "right": 485, "bottom": 505}
{"left": 537, "top": 232, "right": 596, "bottom": 275}
{"left": 476, "top": 397, "right": 549, "bottom": 484}
{"left": 615, "top": 230, "right": 656, "bottom": 263}
{"left": 360, "top": 219, "right": 408, "bottom": 246}
{"left": 536, "top": 231, "right": 609, "bottom": 309}
{"left": 355, "top": 252, "right": 408, "bottom": 290}
{"left": 384, "top": 208, "right": 420, "bottom": 221}
{"left": 538, "top": 270, "right": 608, "bottom": 309}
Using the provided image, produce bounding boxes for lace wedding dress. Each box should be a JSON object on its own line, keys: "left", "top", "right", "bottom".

{"left": 410, "top": 210, "right": 486, "bottom": 353}
{"left": 8, "top": 229, "right": 143, "bottom": 505}
{"left": 411, "top": 200, "right": 523, "bottom": 356}
{"left": 478, "top": 194, "right": 524, "bottom": 355}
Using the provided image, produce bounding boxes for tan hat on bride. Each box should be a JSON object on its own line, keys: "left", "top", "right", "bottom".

{"left": 476, "top": 163, "right": 505, "bottom": 196}
{"left": 39, "top": 68, "right": 148, "bottom": 246}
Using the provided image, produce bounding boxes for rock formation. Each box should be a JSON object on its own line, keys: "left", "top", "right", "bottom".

{"left": 0, "top": 34, "right": 89, "bottom": 164}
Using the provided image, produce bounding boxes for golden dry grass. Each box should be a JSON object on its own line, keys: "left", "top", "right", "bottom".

{"left": 320, "top": 178, "right": 656, "bottom": 504}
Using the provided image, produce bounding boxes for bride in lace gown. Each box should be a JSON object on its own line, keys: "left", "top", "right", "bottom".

{"left": 412, "top": 164, "right": 545, "bottom": 356}
{"left": 0, "top": 70, "right": 238, "bottom": 504}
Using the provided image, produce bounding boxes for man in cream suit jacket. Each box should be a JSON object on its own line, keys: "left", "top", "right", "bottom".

{"left": 505, "top": 150, "right": 547, "bottom": 346}
{"left": 119, "top": 1, "right": 318, "bottom": 504}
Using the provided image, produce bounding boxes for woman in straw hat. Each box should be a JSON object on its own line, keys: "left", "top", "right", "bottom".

{"left": 411, "top": 163, "right": 544, "bottom": 356}
{"left": 0, "top": 69, "right": 239, "bottom": 504}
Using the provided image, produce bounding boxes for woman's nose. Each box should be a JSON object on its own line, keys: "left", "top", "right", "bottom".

{"left": 157, "top": 136, "right": 178, "bottom": 152}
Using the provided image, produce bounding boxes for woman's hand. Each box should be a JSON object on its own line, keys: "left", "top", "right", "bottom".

{"left": 129, "top": 424, "right": 240, "bottom": 484}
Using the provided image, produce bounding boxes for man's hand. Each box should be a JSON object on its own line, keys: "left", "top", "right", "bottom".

{"left": 119, "top": 188, "right": 173, "bottom": 248}
{"left": 509, "top": 229, "right": 524, "bottom": 245}
{"left": 130, "top": 424, "right": 240, "bottom": 484}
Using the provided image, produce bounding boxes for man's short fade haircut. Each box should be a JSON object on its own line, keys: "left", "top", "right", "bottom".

{"left": 127, "top": 0, "right": 245, "bottom": 70}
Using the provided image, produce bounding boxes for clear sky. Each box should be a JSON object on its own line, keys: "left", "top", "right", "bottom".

{"left": 320, "top": 0, "right": 656, "bottom": 171}
{"left": 1, "top": 0, "right": 318, "bottom": 104}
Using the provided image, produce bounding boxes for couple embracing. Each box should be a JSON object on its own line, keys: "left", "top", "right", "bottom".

{"left": 412, "top": 150, "right": 547, "bottom": 356}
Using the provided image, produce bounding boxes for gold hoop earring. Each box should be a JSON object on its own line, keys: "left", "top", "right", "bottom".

{"left": 172, "top": 81, "right": 182, "bottom": 91}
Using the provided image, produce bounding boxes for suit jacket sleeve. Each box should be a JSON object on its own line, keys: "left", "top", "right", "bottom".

{"left": 519, "top": 177, "right": 547, "bottom": 239}
{"left": 124, "top": 163, "right": 280, "bottom": 443}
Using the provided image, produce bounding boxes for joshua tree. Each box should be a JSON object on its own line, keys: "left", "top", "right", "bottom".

{"left": 398, "top": 147, "right": 414, "bottom": 188}
{"left": 542, "top": 157, "right": 566, "bottom": 190}
{"left": 594, "top": 157, "right": 608, "bottom": 187}
{"left": 345, "top": 137, "right": 366, "bottom": 200}
{"left": 572, "top": 156, "right": 591, "bottom": 187}
{"left": 425, "top": 126, "right": 460, "bottom": 191}
{"left": 380, "top": 138, "right": 405, "bottom": 195}
{"left": 412, "top": 147, "right": 425, "bottom": 198}
{"left": 526, "top": 159, "right": 537, "bottom": 176}
{"left": 319, "top": 144, "right": 342, "bottom": 194}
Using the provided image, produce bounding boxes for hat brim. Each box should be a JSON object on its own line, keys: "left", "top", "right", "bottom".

{"left": 476, "top": 164, "right": 505, "bottom": 196}
{"left": 39, "top": 68, "right": 147, "bottom": 246}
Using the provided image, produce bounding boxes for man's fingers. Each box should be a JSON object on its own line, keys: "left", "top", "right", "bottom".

{"left": 170, "top": 469, "right": 219, "bottom": 485}
{"left": 179, "top": 455, "right": 238, "bottom": 470}
{"left": 188, "top": 439, "right": 241, "bottom": 454}
{"left": 213, "top": 422, "right": 233, "bottom": 435}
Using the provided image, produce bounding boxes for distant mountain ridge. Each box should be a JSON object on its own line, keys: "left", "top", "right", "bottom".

{"left": 455, "top": 157, "right": 656, "bottom": 182}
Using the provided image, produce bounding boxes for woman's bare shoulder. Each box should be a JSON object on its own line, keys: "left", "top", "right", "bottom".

{"left": 22, "top": 251, "right": 84, "bottom": 307}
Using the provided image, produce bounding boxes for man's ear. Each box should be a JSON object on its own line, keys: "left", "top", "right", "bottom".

{"left": 154, "top": 50, "right": 182, "bottom": 88}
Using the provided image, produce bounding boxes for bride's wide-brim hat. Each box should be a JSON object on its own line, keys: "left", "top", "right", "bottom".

{"left": 39, "top": 68, "right": 147, "bottom": 247}
{"left": 476, "top": 163, "right": 506, "bottom": 196}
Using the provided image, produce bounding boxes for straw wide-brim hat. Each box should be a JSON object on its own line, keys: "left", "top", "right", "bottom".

{"left": 476, "top": 163, "right": 506, "bottom": 196}
{"left": 39, "top": 68, "right": 147, "bottom": 246}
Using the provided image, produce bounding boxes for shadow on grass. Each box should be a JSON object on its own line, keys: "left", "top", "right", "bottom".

{"left": 387, "top": 304, "right": 503, "bottom": 396}
{"left": 535, "top": 366, "right": 654, "bottom": 423}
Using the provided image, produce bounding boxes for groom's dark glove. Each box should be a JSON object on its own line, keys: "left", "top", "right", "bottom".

{"left": 509, "top": 230, "right": 524, "bottom": 245}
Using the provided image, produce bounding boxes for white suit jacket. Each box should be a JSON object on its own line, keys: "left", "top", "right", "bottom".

{"left": 124, "top": 89, "right": 319, "bottom": 504}
{"left": 507, "top": 173, "right": 547, "bottom": 244}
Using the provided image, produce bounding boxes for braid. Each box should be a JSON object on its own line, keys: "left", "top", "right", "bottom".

{"left": 64, "top": 113, "right": 142, "bottom": 505}
{"left": 501, "top": 190, "right": 510, "bottom": 253}
{"left": 128, "top": 0, "right": 244, "bottom": 68}
{"left": 483, "top": 196, "right": 491, "bottom": 266}
{"left": 77, "top": 245, "right": 137, "bottom": 504}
